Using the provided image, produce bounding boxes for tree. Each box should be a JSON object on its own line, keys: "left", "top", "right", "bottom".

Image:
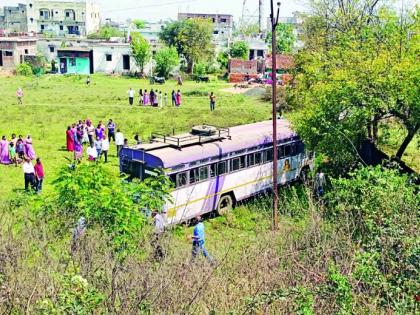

{"left": 87, "top": 26, "right": 123, "bottom": 40}
{"left": 266, "top": 23, "right": 296, "bottom": 53}
{"left": 288, "top": 2, "right": 420, "bottom": 169}
{"left": 154, "top": 46, "right": 179, "bottom": 78}
{"left": 133, "top": 19, "right": 145, "bottom": 29}
{"left": 230, "top": 41, "right": 249, "bottom": 59}
{"left": 131, "top": 33, "right": 150, "bottom": 74}
{"left": 160, "top": 18, "right": 214, "bottom": 73}
{"left": 234, "top": 22, "right": 260, "bottom": 37}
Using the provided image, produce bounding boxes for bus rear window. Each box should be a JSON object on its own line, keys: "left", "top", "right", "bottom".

{"left": 176, "top": 172, "right": 188, "bottom": 187}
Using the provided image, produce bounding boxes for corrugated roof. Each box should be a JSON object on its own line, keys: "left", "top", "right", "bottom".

{"left": 132, "top": 119, "right": 297, "bottom": 169}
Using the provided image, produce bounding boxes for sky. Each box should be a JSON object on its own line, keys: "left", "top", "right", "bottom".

{"left": 0, "top": 0, "right": 308, "bottom": 23}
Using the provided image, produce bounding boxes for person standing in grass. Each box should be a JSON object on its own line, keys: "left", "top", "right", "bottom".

{"left": 22, "top": 158, "right": 35, "bottom": 191}
{"left": 209, "top": 92, "right": 216, "bottom": 111}
{"left": 127, "top": 88, "right": 135, "bottom": 106}
{"left": 9, "top": 142, "right": 17, "bottom": 166}
{"left": 34, "top": 158, "right": 45, "bottom": 193}
{"left": 66, "top": 126, "right": 75, "bottom": 152}
{"left": 101, "top": 136, "right": 109, "bottom": 163}
{"left": 95, "top": 123, "right": 104, "bottom": 142}
{"left": 94, "top": 137, "right": 102, "bottom": 159}
{"left": 107, "top": 119, "right": 116, "bottom": 143}
{"left": 86, "top": 76, "right": 91, "bottom": 86}
{"left": 164, "top": 92, "right": 168, "bottom": 106}
{"left": 191, "top": 216, "right": 213, "bottom": 263}
{"left": 176, "top": 90, "right": 182, "bottom": 107}
{"left": 143, "top": 89, "right": 149, "bottom": 105}
{"left": 0, "top": 136, "right": 10, "bottom": 165}
{"left": 150, "top": 89, "right": 156, "bottom": 107}
{"left": 171, "top": 90, "right": 176, "bottom": 106}
{"left": 16, "top": 136, "right": 25, "bottom": 160}
{"left": 158, "top": 91, "right": 163, "bottom": 107}
{"left": 115, "top": 129, "right": 124, "bottom": 157}
{"left": 24, "top": 135, "right": 36, "bottom": 160}
{"left": 134, "top": 134, "right": 142, "bottom": 145}
{"left": 139, "top": 89, "right": 143, "bottom": 105}
{"left": 10, "top": 134, "right": 17, "bottom": 147}
{"left": 86, "top": 120, "right": 95, "bottom": 146}
{"left": 16, "top": 87, "right": 23, "bottom": 105}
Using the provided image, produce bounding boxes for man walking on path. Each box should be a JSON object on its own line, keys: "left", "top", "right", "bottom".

{"left": 191, "top": 216, "right": 213, "bottom": 263}
{"left": 127, "top": 88, "right": 135, "bottom": 106}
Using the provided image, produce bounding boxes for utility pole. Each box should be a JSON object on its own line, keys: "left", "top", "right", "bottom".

{"left": 258, "top": 0, "right": 264, "bottom": 34}
{"left": 270, "top": 0, "right": 280, "bottom": 230}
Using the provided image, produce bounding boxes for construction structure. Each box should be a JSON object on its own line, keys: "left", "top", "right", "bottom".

{"left": 0, "top": 37, "right": 37, "bottom": 69}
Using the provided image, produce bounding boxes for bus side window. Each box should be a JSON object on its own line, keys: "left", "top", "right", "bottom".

{"left": 297, "top": 141, "right": 304, "bottom": 154}
{"left": 210, "top": 164, "right": 216, "bottom": 177}
{"left": 284, "top": 145, "right": 291, "bottom": 157}
{"left": 230, "top": 158, "right": 241, "bottom": 172}
{"left": 248, "top": 153, "right": 256, "bottom": 167}
{"left": 176, "top": 172, "right": 188, "bottom": 187}
{"left": 240, "top": 155, "right": 246, "bottom": 168}
{"left": 199, "top": 166, "right": 209, "bottom": 181}
{"left": 278, "top": 146, "right": 284, "bottom": 158}
{"left": 255, "top": 152, "right": 262, "bottom": 164}
{"left": 264, "top": 149, "right": 273, "bottom": 162}
{"left": 217, "top": 161, "right": 227, "bottom": 175}
{"left": 189, "top": 168, "right": 199, "bottom": 184}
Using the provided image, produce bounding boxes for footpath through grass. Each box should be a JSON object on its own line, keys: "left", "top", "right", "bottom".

{"left": 0, "top": 74, "right": 271, "bottom": 199}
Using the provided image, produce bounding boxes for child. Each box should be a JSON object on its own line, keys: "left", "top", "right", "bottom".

{"left": 101, "top": 136, "right": 109, "bottom": 163}
{"left": 9, "top": 142, "right": 17, "bottom": 166}
{"left": 16, "top": 137, "right": 25, "bottom": 160}
{"left": 34, "top": 158, "right": 45, "bottom": 193}
{"left": 94, "top": 137, "right": 102, "bottom": 158}
{"left": 87, "top": 143, "right": 98, "bottom": 161}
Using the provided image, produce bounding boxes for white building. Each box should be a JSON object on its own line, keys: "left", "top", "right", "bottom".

{"left": 26, "top": 0, "right": 100, "bottom": 36}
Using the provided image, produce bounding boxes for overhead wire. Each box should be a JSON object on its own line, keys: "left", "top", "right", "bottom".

{"left": 102, "top": 0, "right": 199, "bottom": 13}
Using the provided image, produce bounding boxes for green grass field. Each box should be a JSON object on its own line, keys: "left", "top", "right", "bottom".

{"left": 0, "top": 74, "right": 271, "bottom": 198}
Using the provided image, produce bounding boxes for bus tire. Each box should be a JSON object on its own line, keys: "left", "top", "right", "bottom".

{"left": 216, "top": 193, "right": 235, "bottom": 216}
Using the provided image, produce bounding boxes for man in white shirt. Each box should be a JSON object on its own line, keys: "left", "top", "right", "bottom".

{"left": 22, "top": 158, "right": 35, "bottom": 191}
{"left": 115, "top": 129, "right": 124, "bottom": 157}
{"left": 101, "top": 137, "right": 110, "bottom": 163}
{"left": 127, "top": 88, "right": 134, "bottom": 106}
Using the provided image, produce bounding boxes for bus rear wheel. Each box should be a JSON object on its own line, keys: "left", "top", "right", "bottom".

{"left": 217, "top": 194, "right": 234, "bottom": 216}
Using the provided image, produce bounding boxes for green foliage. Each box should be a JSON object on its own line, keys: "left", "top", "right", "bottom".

{"left": 234, "top": 22, "right": 260, "bottom": 37}
{"left": 154, "top": 46, "right": 179, "bottom": 78}
{"left": 160, "top": 18, "right": 214, "bottom": 73}
{"left": 266, "top": 23, "right": 296, "bottom": 53}
{"left": 193, "top": 62, "right": 207, "bottom": 76}
{"left": 326, "top": 265, "right": 353, "bottom": 315}
{"left": 230, "top": 41, "right": 249, "bottom": 59}
{"left": 290, "top": 5, "right": 420, "bottom": 168}
{"left": 16, "top": 62, "right": 33, "bottom": 76}
{"left": 133, "top": 19, "right": 145, "bottom": 29}
{"left": 48, "top": 163, "right": 171, "bottom": 258}
{"left": 36, "top": 272, "right": 104, "bottom": 314}
{"left": 131, "top": 33, "right": 150, "bottom": 74}
{"left": 87, "top": 25, "right": 123, "bottom": 40}
{"left": 327, "top": 166, "right": 419, "bottom": 312}
{"left": 216, "top": 51, "right": 229, "bottom": 70}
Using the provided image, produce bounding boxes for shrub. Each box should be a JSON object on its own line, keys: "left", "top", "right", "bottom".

{"left": 16, "top": 62, "right": 33, "bottom": 76}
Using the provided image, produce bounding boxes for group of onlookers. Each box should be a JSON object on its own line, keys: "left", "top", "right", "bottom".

{"left": 66, "top": 118, "right": 128, "bottom": 162}
{"left": 0, "top": 133, "right": 44, "bottom": 193}
{"left": 127, "top": 88, "right": 182, "bottom": 107}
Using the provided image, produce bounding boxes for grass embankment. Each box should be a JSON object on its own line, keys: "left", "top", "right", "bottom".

{"left": 0, "top": 74, "right": 270, "bottom": 198}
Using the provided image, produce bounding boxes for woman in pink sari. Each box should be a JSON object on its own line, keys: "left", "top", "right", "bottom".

{"left": 0, "top": 136, "right": 10, "bottom": 164}
{"left": 66, "top": 126, "right": 75, "bottom": 152}
{"left": 176, "top": 90, "right": 182, "bottom": 107}
{"left": 24, "top": 135, "right": 36, "bottom": 160}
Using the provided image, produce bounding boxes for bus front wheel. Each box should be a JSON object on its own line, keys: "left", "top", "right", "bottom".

{"left": 217, "top": 194, "right": 234, "bottom": 216}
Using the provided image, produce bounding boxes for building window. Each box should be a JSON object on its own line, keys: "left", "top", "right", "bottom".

{"left": 4, "top": 51, "right": 13, "bottom": 56}
{"left": 29, "top": 3, "right": 32, "bottom": 8}
{"left": 221, "top": 18, "right": 227, "bottom": 23}
{"left": 40, "top": 24, "right": 45, "bottom": 30}
{"left": 212, "top": 18, "right": 215, "bottom": 22}
{"left": 24, "top": 49, "right": 29, "bottom": 54}
{"left": 49, "top": 46, "right": 54, "bottom": 52}
{"left": 106, "top": 54, "right": 112, "bottom": 61}
{"left": 213, "top": 30, "right": 219, "bottom": 34}
{"left": 60, "top": 25, "right": 63, "bottom": 30}
{"left": 69, "top": 58, "right": 76, "bottom": 66}
{"left": 30, "top": 18, "right": 33, "bottom": 23}
{"left": 66, "top": 11, "right": 70, "bottom": 17}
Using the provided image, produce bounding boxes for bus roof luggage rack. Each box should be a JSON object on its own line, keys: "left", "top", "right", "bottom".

{"left": 151, "top": 125, "right": 231, "bottom": 149}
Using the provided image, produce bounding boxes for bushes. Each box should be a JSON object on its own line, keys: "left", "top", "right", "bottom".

{"left": 16, "top": 62, "right": 33, "bottom": 76}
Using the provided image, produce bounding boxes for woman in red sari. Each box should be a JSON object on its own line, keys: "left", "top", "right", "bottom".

{"left": 66, "top": 126, "right": 75, "bottom": 152}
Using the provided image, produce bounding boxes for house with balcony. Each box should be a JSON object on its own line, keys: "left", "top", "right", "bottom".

{"left": 26, "top": 0, "right": 100, "bottom": 36}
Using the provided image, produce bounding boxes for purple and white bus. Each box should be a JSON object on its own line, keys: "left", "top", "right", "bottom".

{"left": 120, "top": 119, "right": 313, "bottom": 225}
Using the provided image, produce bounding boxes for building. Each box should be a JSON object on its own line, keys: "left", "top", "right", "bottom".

{"left": 0, "top": 37, "right": 37, "bottom": 69}
{"left": 137, "top": 21, "right": 165, "bottom": 55}
{"left": 178, "top": 13, "right": 233, "bottom": 50}
{"left": 37, "top": 38, "right": 141, "bottom": 74}
{"left": 267, "top": 12, "right": 304, "bottom": 49}
{"left": 26, "top": 0, "right": 100, "bottom": 36}
{"left": 0, "top": 4, "right": 28, "bottom": 33}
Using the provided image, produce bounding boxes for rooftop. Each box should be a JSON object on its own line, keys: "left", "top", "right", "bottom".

{"left": 0, "top": 37, "right": 38, "bottom": 42}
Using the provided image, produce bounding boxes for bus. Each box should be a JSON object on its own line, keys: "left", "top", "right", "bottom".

{"left": 120, "top": 119, "right": 313, "bottom": 225}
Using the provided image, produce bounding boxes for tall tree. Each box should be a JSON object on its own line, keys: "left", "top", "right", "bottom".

{"left": 131, "top": 33, "right": 150, "bottom": 74}
{"left": 266, "top": 23, "right": 296, "bottom": 53}
{"left": 154, "top": 46, "right": 179, "bottom": 78}
{"left": 289, "top": 2, "right": 419, "bottom": 169}
{"left": 230, "top": 41, "right": 249, "bottom": 59}
{"left": 160, "top": 18, "right": 214, "bottom": 73}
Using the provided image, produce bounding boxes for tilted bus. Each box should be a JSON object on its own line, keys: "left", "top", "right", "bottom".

{"left": 120, "top": 119, "right": 313, "bottom": 225}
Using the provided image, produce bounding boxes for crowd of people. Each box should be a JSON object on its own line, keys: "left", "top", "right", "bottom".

{"left": 0, "top": 133, "right": 44, "bottom": 193}
{"left": 66, "top": 118, "right": 133, "bottom": 163}
{"left": 127, "top": 88, "right": 182, "bottom": 107}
